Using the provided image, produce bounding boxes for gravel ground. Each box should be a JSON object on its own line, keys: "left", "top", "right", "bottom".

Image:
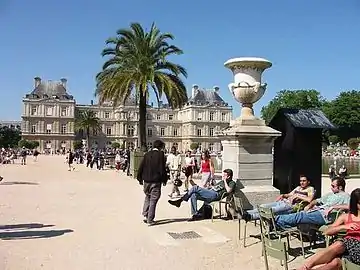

{"left": 0, "top": 155, "right": 358, "bottom": 270}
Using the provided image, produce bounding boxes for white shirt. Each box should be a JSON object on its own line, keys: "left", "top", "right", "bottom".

{"left": 166, "top": 153, "right": 181, "bottom": 170}
{"left": 184, "top": 156, "right": 194, "bottom": 166}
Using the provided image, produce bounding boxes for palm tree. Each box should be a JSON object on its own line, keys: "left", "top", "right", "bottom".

{"left": 75, "top": 109, "right": 101, "bottom": 149}
{"left": 95, "top": 22, "right": 188, "bottom": 151}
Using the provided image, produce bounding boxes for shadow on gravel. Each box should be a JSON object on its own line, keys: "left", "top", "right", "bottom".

{"left": 0, "top": 229, "right": 73, "bottom": 240}
{"left": 0, "top": 181, "right": 39, "bottom": 185}
{"left": 0, "top": 223, "right": 54, "bottom": 230}
{"left": 155, "top": 218, "right": 190, "bottom": 225}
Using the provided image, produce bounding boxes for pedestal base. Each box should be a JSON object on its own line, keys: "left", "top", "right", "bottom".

{"left": 221, "top": 118, "right": 282, "bottom": 210}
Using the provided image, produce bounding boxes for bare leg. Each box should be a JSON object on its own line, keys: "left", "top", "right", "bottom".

{"left": 314, "top": 258, "right": 341, "bottom": 270}
{"left": 297, "top": 241, "right": 345, "bottom": 270}
{"left": 184, "top": 177, "right": 189, "bottom": 191}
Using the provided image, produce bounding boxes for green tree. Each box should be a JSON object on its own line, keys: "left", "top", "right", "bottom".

{"left": 18, "top": 139, "right": 39, "bottom": 149}
{"left": 322, "top": 90, "right": 360, "bottom": 141}
{"left": 73, "top": 140, "right": 83, "bottom": 150}
{"left": 347, "top": 138, "right": 359, "bottom": 150}
{"left": 111, "top": 141, "right": 121, "bottom": 149}
{"left": 261, "top": 89, "right": 325, "bottom": 124}
{"left": 0, "top": 126, "right": 21, "bottom": 148}
{"left": 29, "top": 141, "right": 39, "bottom": 149}
{"left": 190, "top": 142, "right": 199, "bottom": 150}
{"left": 96, "top": 23, "right": 188, "bottom": 151}
{"left": 75, "top": 109, "right": 101, "bottom": 149}
{"left": 328, "top": 135, "right": 340, "bottom": 145}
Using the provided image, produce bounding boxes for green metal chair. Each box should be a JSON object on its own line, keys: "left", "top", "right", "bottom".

{"left": 210, "top": 193, "right": 235, "bottom": 221}
{"left": 258, "top": 205, "right": 305, "bottom": 258}
{"left": 318, "top": 210, "right": 346, "bottom": 247}
{"left": 342, "top": 258, "right": 360, "bottom": 270}
{"left": 233, "top": 195, "right": 258, "bottom": 247}
{"left": 262, "top": 235, "right": 289, "bottom": 270}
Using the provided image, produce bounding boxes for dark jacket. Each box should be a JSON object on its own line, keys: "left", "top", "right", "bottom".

{"left": 137, "top": 149, "right": 167, "bottom": 184}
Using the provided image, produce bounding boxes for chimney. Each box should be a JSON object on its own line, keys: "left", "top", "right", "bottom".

{"left": 60, "top": 78, "right": 67, "bottom": 88}
{"left": 213, "top": 86, "right": 220, "bottom": 92}
{"left": 191, "top": 84, "right": 199, "bottom": 98}
{"left": 34, "top": 77, "right": 41, "bottom": 88}
{"left": 90, "top": 100, "right": 94, "bottom": 105}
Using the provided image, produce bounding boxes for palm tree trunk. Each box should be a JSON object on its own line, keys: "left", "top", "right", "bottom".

{"left": 139, "top": 90, "right": 147, "bottom": 152}
{"left": 86, "top": 127, "right": 90, "bottom": 150}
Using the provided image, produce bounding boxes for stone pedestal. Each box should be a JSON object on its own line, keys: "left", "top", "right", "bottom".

{"left": 221, "top": 56, "right": 282, "bottom": 209}
{"left": 221, "top": 118, "right": 281, "bottom": 210}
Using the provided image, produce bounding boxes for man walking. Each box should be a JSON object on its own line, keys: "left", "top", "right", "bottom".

{"left": 137, "top": 140, "right": 167, "bottom": 226}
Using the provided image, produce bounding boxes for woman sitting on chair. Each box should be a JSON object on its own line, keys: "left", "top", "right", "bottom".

{"left": 298, "top": 188, "right": 360, "bottom": 270}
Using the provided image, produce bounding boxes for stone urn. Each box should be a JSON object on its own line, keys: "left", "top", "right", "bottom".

{"left": 224, "top": 57, "right": 272, "bottom": 119}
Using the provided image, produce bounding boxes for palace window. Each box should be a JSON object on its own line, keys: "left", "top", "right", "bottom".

{"left": 160, "top": 128, "right": 165, "bottom": 136}
{"left": 46, "top": 106, "right": 53, "bottom": 116}
{"left": 106, "top": 127, "right": 112, "bottom": 135}
{"left": 61, "top": 124, "right": 67, "bottom": 134}
{"left": 168, "top": 114, "right": 173, "bottom": 120}
{"left": 46, "top": 124, "right": 52, "bottom": 134}
{"left": 61, "top": 107, "right": 67, "bottom": 117}
{"left": 147, "top": 128, "right": 153, "bottom": 137}
{"left": 197, "top": 129, "right": 202, "bottom": 137}
{"left": 210, "top": 111, "right": 215, "bottom": 121}
{"left": 31, "top": 106, "right": 37, "bottom": 116}
{"left": 31, "top": 124, "right": 36, "bottom": 133}
{"left": 209, "top": 143, "right": 214, "bottom": 152}
{"left": 209, "top": 127, "right": 214, "bottom": 137}
{"left": 156, "top": 114, "right": 161, "bottom": 120}
{"left": 127, "top": 125, "right": 135, "bottom": 136}
{"left": 221, "top": 112, "right": 226, "bottom": 122}
{"left": 173, "top": 128, "right": 178, "bottom": 136}
{"left": 104, "top": 112, "right": 110, "bottom": 119}
{"left": 45, "top": 141, "right": 52, "bottom": 149}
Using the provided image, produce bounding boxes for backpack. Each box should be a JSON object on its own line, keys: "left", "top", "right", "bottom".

{"left": 198, "top": 204, "right": 212, "bottom": 219}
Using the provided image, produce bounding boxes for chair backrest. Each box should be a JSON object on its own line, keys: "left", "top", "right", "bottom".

{"left": 233, "top": 195, "right": 244, "bottom": 215}
{"left": 342, "top": 258, "right": 360, "bottom": 270}
{"left": 258, "top": 205, "right": 279, "bottom": 236}
{"left": 262, "top": 235, "right": 289, "bottom": 270}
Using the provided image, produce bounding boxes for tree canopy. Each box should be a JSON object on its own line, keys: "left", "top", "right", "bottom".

{"left": 260, "top": 89, "right": 325, "bottom": 124}
{"left": 261, "top": 89, "right": 360, "bottom": 142}
{"left": 18, "top": 139, "right": 39, "bottom": 150}
{"left": 0, "top": 126, "right": 21, "bottom": 148}
{"left": 75, "top": 109, "right": 101, "bottom": 148}
{"left": 322, "top": 90, "right": 360, "bottom": 141}
{"left": 95, "top": 22, "right": 188, "bottom": 151}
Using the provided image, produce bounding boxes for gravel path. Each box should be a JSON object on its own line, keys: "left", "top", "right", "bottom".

{"left": 0, "top": 156, "right": 358, "bottom": 270}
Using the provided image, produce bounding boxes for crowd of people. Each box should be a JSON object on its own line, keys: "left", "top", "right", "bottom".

{"left": 135, "top": 139, "right": 360, "bottom": 268}
{"left": 65, "top": 148, "right": 131, "bottom": 173}
{"left": 0, "top": 146, "right": 40, "bottom": 181}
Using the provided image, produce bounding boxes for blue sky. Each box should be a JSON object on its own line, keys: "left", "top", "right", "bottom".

{"left": 1, "top": 0, "right": 359, "bottom": 120}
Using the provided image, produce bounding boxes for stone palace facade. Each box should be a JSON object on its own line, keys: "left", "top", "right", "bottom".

{"left": 21, "top": 77, "right": 232, "bottom": 152}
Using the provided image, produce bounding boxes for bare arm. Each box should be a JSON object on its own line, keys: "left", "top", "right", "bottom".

{"left": 304, "top": 199, "right": 318, "bottom": 211}
{"left": 324, "top": 213, "right": 347, "bottom": 236}
{"left": 223, "top": 179, "right": 233, "bottom": 193}
{"left": 292, "top": 193, "right": 315, "bottom": 203}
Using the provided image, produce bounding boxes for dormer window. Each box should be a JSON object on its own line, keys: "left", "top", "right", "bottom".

{"left": 43, "top": 94, "right": 48, "bottom": 99}
{"left": 52, "top": 95, "right": 58, "bottom": 99}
